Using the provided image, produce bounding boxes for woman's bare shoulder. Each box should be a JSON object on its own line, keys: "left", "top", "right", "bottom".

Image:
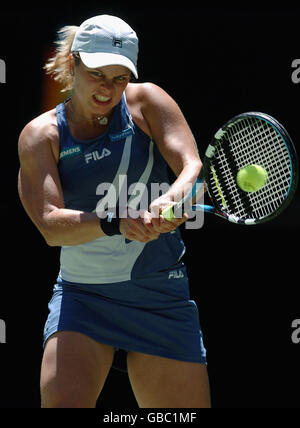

{"left": 18, "top": 108, "right": 60, "bottom": 161}
{"left": 125, "top": 82, "right": 169, "bottom": 104}
{"left": 125, "top": 82, "right": 174, "bottom": 136}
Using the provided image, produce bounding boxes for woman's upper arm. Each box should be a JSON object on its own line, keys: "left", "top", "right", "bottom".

{"left": 140, "top": 83, "right": 202, "bottom": 176}
{"left": 18, "top": 119, "right": 64, "bottom": 235}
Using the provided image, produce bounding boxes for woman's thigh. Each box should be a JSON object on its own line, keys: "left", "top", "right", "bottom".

{"left": 127, "top": 351, "right": 211, "bottom": 408}
{"left": 40, "top": 331, "right": 115, "bottom": 408}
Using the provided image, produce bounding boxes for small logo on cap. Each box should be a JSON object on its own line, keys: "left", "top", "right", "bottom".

{"left": 113, "top": 38, "right": 122, "bottom": 48}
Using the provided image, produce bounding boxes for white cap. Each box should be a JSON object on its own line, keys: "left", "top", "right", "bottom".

{"left": 71, "top": 15, "right": 139, "bottom": 78}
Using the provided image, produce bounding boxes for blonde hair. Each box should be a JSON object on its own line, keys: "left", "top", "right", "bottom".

{"left": 44, "top": 25, "right": 79, "bottom": 92}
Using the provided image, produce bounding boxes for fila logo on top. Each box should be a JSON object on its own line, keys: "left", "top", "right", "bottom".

{"left": 85, "top": 148, "right": 111, "bottom": 164}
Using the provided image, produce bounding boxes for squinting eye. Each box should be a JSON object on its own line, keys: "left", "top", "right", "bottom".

{"left": 115, "top": 76, "right": 130, "bottom": 83}
{"left": 92, "top": 72, "right": 103, "bottom": 78}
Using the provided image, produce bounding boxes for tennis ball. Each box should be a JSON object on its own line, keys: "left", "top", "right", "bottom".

{"left": 236, "top": 164, "right": 268, "bottom": 192}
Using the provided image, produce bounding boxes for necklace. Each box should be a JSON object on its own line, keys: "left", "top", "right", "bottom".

{"left": 97, "top": 116, "right": 108, "bottom": 125}
{"left": 67, "top": 100, "right": 108, "bottom": 126}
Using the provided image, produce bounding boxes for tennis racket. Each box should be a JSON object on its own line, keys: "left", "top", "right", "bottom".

{"left": 162, "top": 112, "right": 298, "bottom": 225}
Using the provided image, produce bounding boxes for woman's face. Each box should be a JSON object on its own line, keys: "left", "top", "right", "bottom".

{"left": 72, "top": 59, "right": 131, "bottom": 119}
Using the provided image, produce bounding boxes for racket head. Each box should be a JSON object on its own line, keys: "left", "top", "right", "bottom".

{"left": 202, "top": 112, "right": 299, "bottom": 225}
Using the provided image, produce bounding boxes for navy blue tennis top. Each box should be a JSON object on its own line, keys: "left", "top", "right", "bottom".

{"left": 56, "top": 94, "right": 185, "bottom": 283}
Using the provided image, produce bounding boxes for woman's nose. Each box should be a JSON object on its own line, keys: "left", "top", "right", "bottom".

{"left": 99, "top": 78, "right": 114, "bottom": 91}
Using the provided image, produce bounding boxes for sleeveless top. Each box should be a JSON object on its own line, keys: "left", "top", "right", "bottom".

{"left": 56, "top": 94, "right": 185, "bottom": 284}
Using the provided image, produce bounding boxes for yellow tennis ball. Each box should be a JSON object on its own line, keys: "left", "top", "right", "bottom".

{"left": 236, "top": 164, "right": 268, "bottom": 192}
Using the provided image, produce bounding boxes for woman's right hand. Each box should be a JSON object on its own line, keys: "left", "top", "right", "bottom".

{"left": 119, "top": 209, "right": 160, "bottom": 243}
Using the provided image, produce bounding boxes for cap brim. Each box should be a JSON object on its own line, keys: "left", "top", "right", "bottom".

{"left": 78, "top": 52, "right": 138, "bottom": 78}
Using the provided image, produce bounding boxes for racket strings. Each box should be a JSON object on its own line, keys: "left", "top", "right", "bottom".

{"left": 209, "top": 117, "right": 292, "bottom": 220}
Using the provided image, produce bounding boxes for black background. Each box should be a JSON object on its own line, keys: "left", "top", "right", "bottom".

{"left": 0, "top": 2, "right": 299, "bottom": 409}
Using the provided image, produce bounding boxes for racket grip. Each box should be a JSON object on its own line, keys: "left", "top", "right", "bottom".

{"left": 191, "top": 204, "right": 215, "bottom": 213}
{"left": 161, "top": 206, "right": 175, "bottom": 221}
{"left": 162, "top": 204, "right": 216, "bottom": 221}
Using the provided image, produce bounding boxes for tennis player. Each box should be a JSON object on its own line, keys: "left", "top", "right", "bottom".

{"left": 18, "top": 15, "right": 210, "bottom": 408}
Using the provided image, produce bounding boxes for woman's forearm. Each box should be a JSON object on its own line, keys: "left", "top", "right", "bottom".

{"left": 165, "top": 161, "right": 202, "bottom": 203}
{"left": 41, "top": 209, "right": 105, "bottom": 246}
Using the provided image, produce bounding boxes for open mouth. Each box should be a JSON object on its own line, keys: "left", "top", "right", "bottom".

{"left": 93, "top": 94, "right": 112, "bottom": 105}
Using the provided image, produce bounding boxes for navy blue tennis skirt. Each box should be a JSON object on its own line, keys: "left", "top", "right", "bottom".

{"left": 43, "top": 262, "right": 207, "bottom": 370}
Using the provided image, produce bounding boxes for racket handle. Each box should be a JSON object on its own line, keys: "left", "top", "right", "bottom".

{"left": 161, "top": 205, "right": 176, "bottom": 221}
{"left": 191, "top": 204, "right": 215, "bottom": 213}
{"left": 161, "top": 204, "right": 215, "bottom": 221}
{"left": 161, "top": 178, "right": 205, "bottom": 221}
